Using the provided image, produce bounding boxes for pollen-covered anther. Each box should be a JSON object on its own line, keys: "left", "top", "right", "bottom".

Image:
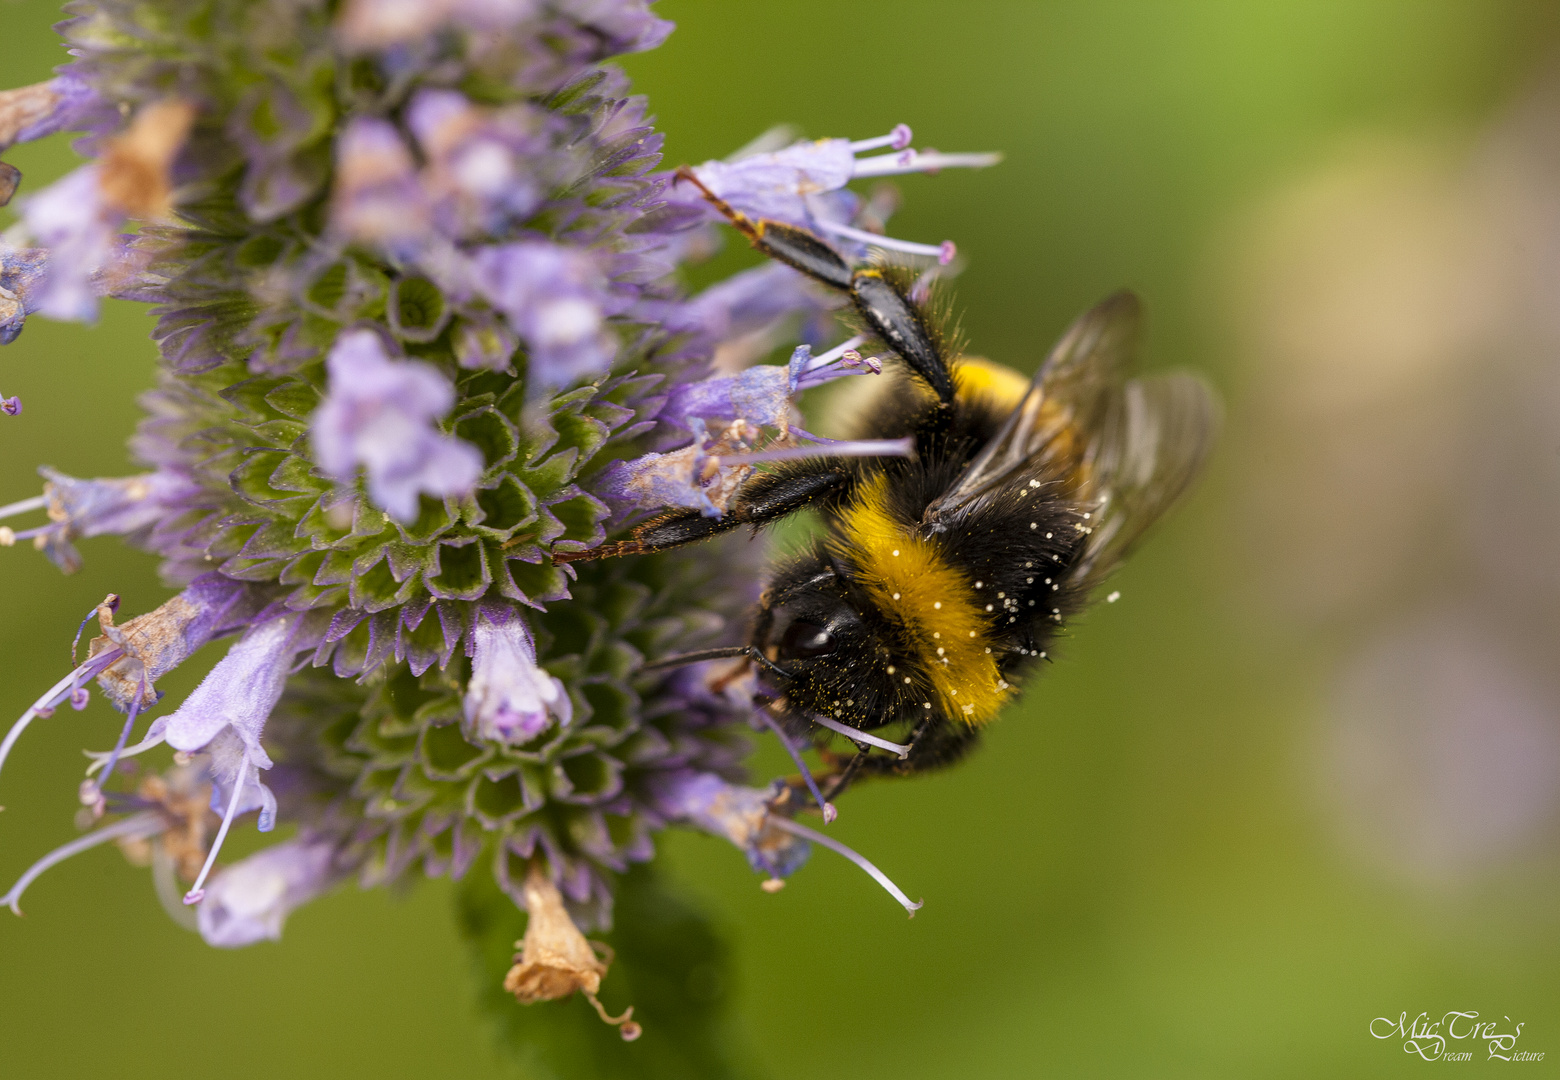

{"left": 97, "top": 99, "right": 196, "bottom": 220}
{"left": 504, "top": 863, "right": 639, "bottom": 1040}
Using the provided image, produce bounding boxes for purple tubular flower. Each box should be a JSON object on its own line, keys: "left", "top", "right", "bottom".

{"left": 311, "top": 329, "right": 484, "bottom": 522}
{"left": 663, "top": 337, "right": 874, "bottom": 434}
{"left": 0, "top": 467, "right": 197, "bottom": 573}
{"left": 600, "top": 337, "right": 910, "bottom": 516}
{"left": 161, "top": 614, "right": 308, "bottom": 902}
{"left": 406, "top": 89, "right": 564, "bottom": 241}
{"left": 665, "top": 262, "right": 841, "bottom": 355}
{"left": 471, "top": 241, "right": 616, "bottom": 393}
{"left": 196, "top": 837, "right": 342, "bottom": 947}
{"left": 18, "top": 166, "right": 118, "bottom": 323}
{"left": 651, "top": 771, "right": 811, "bottom": 879}
{"left": 330, "top": 118, "right": 431, "bottom": 248}
{"left": 594, "top": 418, "right": 757, "bottom": 517}
{"left": 0, "top": 578, "right": 246, "bottom": 791}
{"left": 0, "top": 73, "right": 108, "bottom": 149}
{"left": 681, "top": 125, "right": 1000, "bottom": 260}
{"left": 464, "top": 603, "right": 571, "bottom": 743}
{"left": 0, "top": 396, "right": 18, "bottom": 415}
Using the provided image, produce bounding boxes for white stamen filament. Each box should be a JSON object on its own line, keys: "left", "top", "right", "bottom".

{"left": 756, "top": 711, "right": 837, "bottom": 824}
{"left": 770, "top": 816, "right": 923, "bottom": 917}
{"left": 851, "top": 149, "right": 1004, "bottom": 179}
{"left": 90, "top": 691, "right": 144, "bottom": 795}
{"left": 0, "top": 494, "right": 46, "bottom": 521}
{"left": 84, "top": 728, "right": 168, "bottom": 776}
{"left": 809, "top": 713, "right": 912, "bottom": 758}
{"left": 0, "top": 653, "right": 119, "bottom": 787}
{"left": 717, "top": 437, "right": 913, "bottom": 467}
{"left": 847, "top": 124, "right": 912, "bottom": 154}
{"left": 814, "top": 220, "right": 955, "bottom": 264}
{"left": 2, "top": 812, "right": 164, "bottom": 915}
{"left": 183, "top": 758, "right": 251, "bottom": 905}
{"left": 799, "top": 333, "right": 869, "bottom": 376}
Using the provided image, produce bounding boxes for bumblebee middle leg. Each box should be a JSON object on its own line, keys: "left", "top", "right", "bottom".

{"left": 675, "top": 167, "right": 955, "bottom": 405}
{"left": 553, "top": 462, "right": 851, "bottom": 563}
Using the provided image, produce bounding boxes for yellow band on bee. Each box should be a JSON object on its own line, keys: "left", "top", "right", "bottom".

{"left": 831, "top": 475, "right": 1010, "bottom": 725}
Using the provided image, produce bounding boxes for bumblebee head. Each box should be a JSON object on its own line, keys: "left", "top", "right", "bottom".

{"left": 749, "top": 548, "right": 906, "bottom": 733}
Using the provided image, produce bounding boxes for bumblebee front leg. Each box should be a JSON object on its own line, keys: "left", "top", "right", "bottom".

{"left": 675, "top": 167, "right": 956, "bottom": 405}
{"left": 675, "top": 166, "right": 856, "bottom": 291}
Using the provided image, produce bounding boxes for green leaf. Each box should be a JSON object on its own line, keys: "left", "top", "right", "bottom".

{"left": 456, "top": 863, "right": 762, "bottom": 1080}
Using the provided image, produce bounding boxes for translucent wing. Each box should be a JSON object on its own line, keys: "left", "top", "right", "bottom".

{"left": 921, "top": 290, "right": 1218, "bottom": 591}
{"left": 1065, "top": 370, "right": 1219, "bottom": 592}
{"left": 921, "top": 290, "right": 1143, "bottom": 524}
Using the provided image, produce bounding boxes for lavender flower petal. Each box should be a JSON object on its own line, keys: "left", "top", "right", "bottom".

{"left": 196, "top": 837, "right": 342, "bottom": 947}
{"left": 311, "top": 329, "right": 484, "bottom": 522}
{"left": 471, "top": 241, "right": 616, "bottom": 393}
{"left": 464, "top": 603, "right": 571, "bottom": 743}
{"left": 652, "top": 771, "right": 810, "bottom": 878}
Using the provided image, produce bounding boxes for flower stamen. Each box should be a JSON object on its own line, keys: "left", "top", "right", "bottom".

{"left": 1, "top": 811, "right": 164, "bottom": 915}
{"left": 182, "top": 759, "right": 251, "bottom": 905}
{"left": 847, "top": 124, "right": 913, "bottom": 154}
{"left": 814, "top": 220, "right": 956, "bottom": 264}
{"left": 756, "top": 711, "right": 837, "bottom": 824}
{"left": 769, "top": 816, "right": 923, "bottom": 917}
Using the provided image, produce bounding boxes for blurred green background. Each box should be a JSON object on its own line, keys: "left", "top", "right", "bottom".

{"left": 4, "top": 0, "right": 1560, "bottom": 1075}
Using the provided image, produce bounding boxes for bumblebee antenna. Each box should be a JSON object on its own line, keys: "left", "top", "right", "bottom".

{"left": 639, "top": 646, "right": 792, "bottom": 680}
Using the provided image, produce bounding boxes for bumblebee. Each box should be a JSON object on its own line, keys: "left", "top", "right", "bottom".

{"left": 564, "top": 168, "right": 1218, "bottom": 800}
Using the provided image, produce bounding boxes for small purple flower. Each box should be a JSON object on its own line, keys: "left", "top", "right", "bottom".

{"left": 681, "top": 125, "right": 999, "bottom": 262}
{"left": 0, "top": 468, "right": 196, "bottom": 573}
{"left": 196, "top": 837, "right": 342, "bottom": 947}
{"left": 19, "top": 166, "right": 118, "bottom": 323}
{"left": 0, "top": 73, "right": 109, "bottom": 149}
{"left": 664, "top": 336, "right": 881, "bottom": 435}
{"left": 600, "top": 339, "right": 908, "bottom": 516}
{"left": 652, "top": 771, "right": 810, "bottom": 878}
{"left": 330, "top": 118, "right": 431, "bottom": 248}
{"left": 311, "top": 329, "right": 484, "bottom": 522}
{"left": 0, "top": 243, "right": 49, "bottom": 344}
{"left": 664, "top": 262, "right": 841, "bottom": 356}
{"left": 0, "top": 396, "right": 18, "bottom": 416}
{"left": 471, "top": 241, "right": 616, "bottom": 393}
{"left": 406, "top": 89, "right": 568, "bottom": 241}
{"left": 160, "top": 614, "right": 308, "bottom": 901}
{"left": 464, "top": 603, "right": 571, "bottom": 743}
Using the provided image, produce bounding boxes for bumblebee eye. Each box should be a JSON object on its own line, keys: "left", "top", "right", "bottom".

{"left": 779, "top": 619, "right": 835, "bottom": 659}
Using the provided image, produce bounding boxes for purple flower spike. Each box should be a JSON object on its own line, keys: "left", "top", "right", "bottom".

{"left": 311, "top": 329, "right": 484, "bottom": 522}
{"left": 471, "top": 241, "right": 616, "bottom": 394}
{"left": 652, "top": 771, "right": 811, "bottom": 879}
{"left": 464, "top": 603, "right": 571, "bottom": 744}
{"left": 196, "top": 838, "right": 342, "bottom": 947}
{"left": 1, "top": 396, "right": 18, "bottom": 416}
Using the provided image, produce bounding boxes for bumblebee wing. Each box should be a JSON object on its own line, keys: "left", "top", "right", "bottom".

{"left": 922, "top": 290, "right": 1142, "bottom": 525}
{"left": 1065, "top": 370, "right": 1219, "bottom": 592}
